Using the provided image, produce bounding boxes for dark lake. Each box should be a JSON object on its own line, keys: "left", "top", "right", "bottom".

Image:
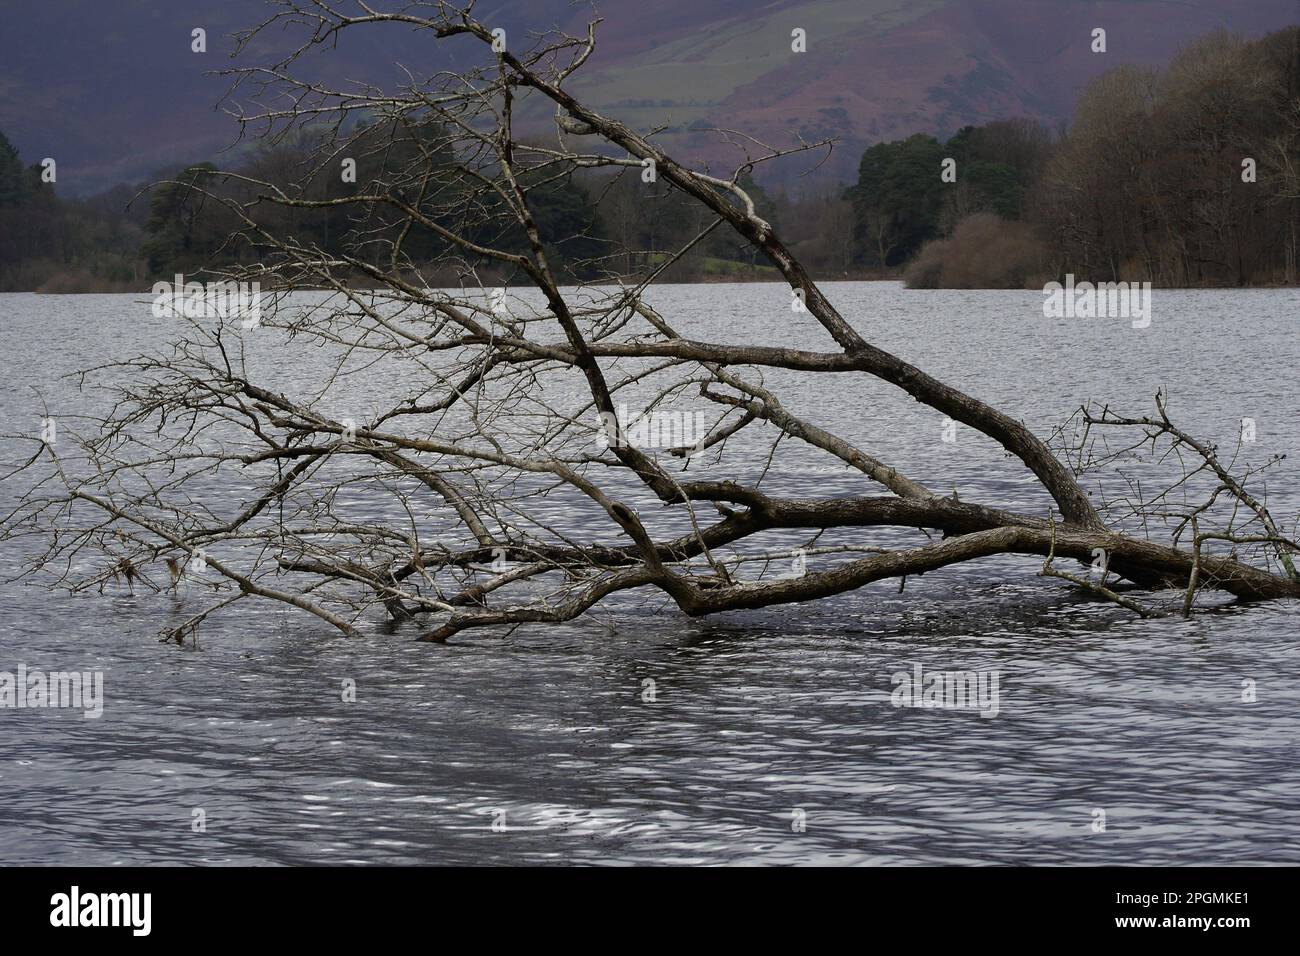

{"left": 1, "top": 282, "right": 1297, "bottom": 864}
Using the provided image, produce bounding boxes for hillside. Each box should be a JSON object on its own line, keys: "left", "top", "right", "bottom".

{"left": 0, "top": 0, "right": 1296, "bottom": 193}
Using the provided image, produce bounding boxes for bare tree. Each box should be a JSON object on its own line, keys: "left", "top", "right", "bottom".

{"left": 4, "top": 2, "right": 1297, "bottom": 645}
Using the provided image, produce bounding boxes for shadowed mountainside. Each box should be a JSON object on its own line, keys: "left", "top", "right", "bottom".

{"left": 2, "top": 0, "right": 1297, "bottom": 193}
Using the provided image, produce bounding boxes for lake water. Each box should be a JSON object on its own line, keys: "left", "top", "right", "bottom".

{"left": 0, "top": 282, "right": 1297, "bottom": 865}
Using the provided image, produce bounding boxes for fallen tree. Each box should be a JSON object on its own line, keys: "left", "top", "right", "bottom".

{"left": 4, "top": 2, "right": 1297, "bottom": 644}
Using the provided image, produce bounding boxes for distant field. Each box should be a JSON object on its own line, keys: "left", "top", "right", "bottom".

{"left": 571, "top": 0, "right": 947, "bottom": 128}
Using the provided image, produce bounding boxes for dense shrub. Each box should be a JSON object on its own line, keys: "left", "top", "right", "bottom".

{"left": 904, "top": 213, "right": 1050, "bottom": 289}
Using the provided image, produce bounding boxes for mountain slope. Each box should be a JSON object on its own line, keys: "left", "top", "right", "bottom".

{"left": 1, "top": 0, "right": 1295, "bottom": 193}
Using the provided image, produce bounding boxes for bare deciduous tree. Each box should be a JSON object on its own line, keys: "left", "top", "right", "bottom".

{"left": 4, "top": 2, "right": 1297, "bottom": 644}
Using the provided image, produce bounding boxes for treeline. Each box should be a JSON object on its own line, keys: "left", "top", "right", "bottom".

{"left": 0, "top": 130, "right": 149, "bottom": 291}
{"left": 847, "top": 118, "right": 1051, "bottom": 273}
{"left": 1037, "top": 26, "right": 1299, "bottom": 287}
{"left": 126, "top": 122, "right": 590, "bottom": 285}
{"left": 877, "top": 27, "right": 1300, "bottom": 288}
{"left": 0, "top": 118, "right": 859, "bottom": 291}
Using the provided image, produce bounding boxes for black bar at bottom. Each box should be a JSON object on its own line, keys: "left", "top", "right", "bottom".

{"left": 0, "top": 865, "right": 1285, "bottom": 942}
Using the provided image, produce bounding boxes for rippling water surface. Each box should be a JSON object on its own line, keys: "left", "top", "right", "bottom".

{"left": 0, "top": 283, "right": 1297, "bottom": 864}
